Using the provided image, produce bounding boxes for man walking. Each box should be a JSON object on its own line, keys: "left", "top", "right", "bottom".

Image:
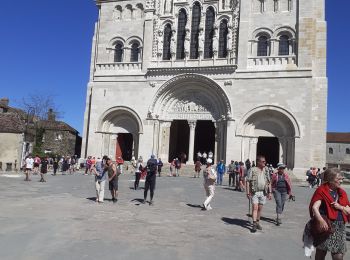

{"left": 246, "top": 155, "right": 272, "bottom": 233}
{"left": 107, "top": 158, "right": 119, "bottom": 203}
{"left": 216, "top": 159, "right": 226, "bottom": 185}
{"left": 203, "top": 158, "right": 216, "bottom": 210}
{"left": 24, "top": 155, "right": 34, "bottom": 181}
{"left": 227, "top": 160, "right": 235, "bottom": 187}
{"left": 94, "top": 158, "right": 107, "bottom": 203}
{"left": 40, "top": 156, "right": 48, "bottom": 182}
{"left": 143, "top": 155, "right": 158, "bottom": 205}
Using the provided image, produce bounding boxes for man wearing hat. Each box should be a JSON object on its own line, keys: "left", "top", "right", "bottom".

{"left": 271, "top": 163, "right": 293, "bottom": 226}
{"left": 203, "top": 158, "right": 217, "bottom": 210}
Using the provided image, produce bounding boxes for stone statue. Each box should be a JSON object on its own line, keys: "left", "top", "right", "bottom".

{"left": 164, "top": 0, "right": 172, "bottom": 14}
{"left": 170, "top": 32, "right": 176, "bottom": 57}
{"left": 184, "top": 28, "right": 190, "bottom": 55}
{"left": 198, "top": 29, "right": 204, "bottom": 52}
{"left": 157, "top": 30, "right": 164, "bottom": 56}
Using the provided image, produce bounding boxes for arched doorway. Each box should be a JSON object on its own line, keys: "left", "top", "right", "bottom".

{"left": 98, "top": 106, "right": 143, "bottom": 161}
{"left": 148, "top": 74, "right": 232, "bottom": 164}
{"left": 236, "top": 105, "right": 300, "bottom": 169}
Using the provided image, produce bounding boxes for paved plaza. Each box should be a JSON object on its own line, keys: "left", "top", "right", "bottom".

{"left": 0, "top": 170, "right": 349, "bottom": 260}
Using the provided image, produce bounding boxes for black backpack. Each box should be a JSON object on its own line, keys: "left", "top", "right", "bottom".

{"left": 147, "top": 159, "right": 158, "bottom": 173}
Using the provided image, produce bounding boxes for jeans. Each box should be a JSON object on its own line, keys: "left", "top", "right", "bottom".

{"left": 95, "top": 180, "right": 105, "bottom": 202}
{"left": 228, "top": 172, "right": 234, "bottom": 186}
{"left": 273, "top": 190, "right": 287, "bottom": 214}
{"left": 217, "top": 172, "right": 224, "bottom": 185}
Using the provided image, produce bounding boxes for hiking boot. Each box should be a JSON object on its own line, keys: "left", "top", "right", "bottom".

{"left": 251, "top": 223, "right": 257, "bottom": 233}
{"left": 256, "top": 222, "right": 262, "bottom": 230}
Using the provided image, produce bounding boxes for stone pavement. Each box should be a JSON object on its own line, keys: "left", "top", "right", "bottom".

{"left": 0, "top": 171, "right": 349, "bottom": 260}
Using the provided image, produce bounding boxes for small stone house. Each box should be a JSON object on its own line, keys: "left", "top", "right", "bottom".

{"left": 326, "top": 132, "right": 350, "bottom": 172}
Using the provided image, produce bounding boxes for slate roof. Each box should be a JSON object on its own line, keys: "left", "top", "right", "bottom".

{"left": 327, "top": 132, "right": 350, "bottom": 143}
{"left": 0, "top": 112, "right": 25, "bottom": 133}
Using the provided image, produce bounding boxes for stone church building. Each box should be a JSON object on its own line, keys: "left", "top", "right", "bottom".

{"left": 82, "top": 0, "right": 327, "bottom": 178}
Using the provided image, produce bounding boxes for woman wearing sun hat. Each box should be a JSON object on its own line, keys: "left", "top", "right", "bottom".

{"left": 271, "top": 163, "right": 293, "bottom": 226}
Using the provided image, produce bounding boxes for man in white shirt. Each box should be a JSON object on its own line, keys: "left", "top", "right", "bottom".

{"left": 25, "top": 155, "right": 34, "bottom": 181}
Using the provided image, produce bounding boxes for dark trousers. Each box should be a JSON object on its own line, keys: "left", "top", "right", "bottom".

{"left": 144, "top": 175, "right": 156, "bottom": 201}
{"left": 228, "top": 172, "right": 234, "bottom": 186}
{"left": 134, "top": 172, "right": 141, "bottom": 189}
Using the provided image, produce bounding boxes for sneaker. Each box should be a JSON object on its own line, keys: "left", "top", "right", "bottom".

{"left": 256, "top": 222, "right": 262, "bottom": 230}
{"left": 207, "top": 205, "right": 212, "bottom": 210}
{"left": 251, "top": 223, "right": 257, "bottom": 233}
{"left": 149, "top": 200, "right": 154, "bottom": 206}
{"left": 142, "top": 199, "right": 146, "bottom": 204}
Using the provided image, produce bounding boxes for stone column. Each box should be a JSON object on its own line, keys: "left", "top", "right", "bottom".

{"left": 278, "top": 137, "right": 286, "bottom": 164}
{"left": 159, "top": 121, "right": 172, "bottom": 161}
{"left": 249, "top": 137, "right": 258, "bottom": 163}
{"left": 214, "top": 122, "right": 218, "bottom": 163}
{"left": 152, "top": 120, "right": 160, "bottom": 156}
{"left": 187, "top": 120, "right": 196, "bottom": 164}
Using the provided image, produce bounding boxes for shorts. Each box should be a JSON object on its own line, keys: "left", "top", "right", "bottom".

{"left": 251, "top": 191, "right": 266, "bottom": 205}
{"left": 26, "top": 168, "right": 32, "bottom": 171}
{"left": 41, "top": 169, "right": 47, "bottom": 174}
{"left": 34, "top": 163, "right": 39, "bottom": 168}
{"left": 109, "top": 177, "right": 118, "bottom": 191}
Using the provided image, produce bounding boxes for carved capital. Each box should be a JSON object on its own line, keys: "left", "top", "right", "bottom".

{"left": 188, "top": 120, "right": 197, "bottom": 129}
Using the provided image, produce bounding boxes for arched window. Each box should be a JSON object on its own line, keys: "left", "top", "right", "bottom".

{"left": 218, "top": 19, "right": 228, "bottom": 58}
{"left": 190, "top": 2, "right": 201, "bottom": 59}
{"left": 260, "top": 0, "right": 265, "bottom": 13}
{"left": 257, "top": 36, "right": 268, "bottom": 56}
{"left": 204, "top": 7, "right": 215, "bottom": 59}
{"left": 130, "top": 42, "right": 140, "bottom": 62}
{"left": 163, "top": 24, "right": 172, "bottom": 60}
{"left": 288, "top": 0, "right": 292, "bottom": 11}
{"left": 346, "top": 148, "right": 350, "bottom": 155}
{"left": 279, "top": 35, "right": 289, "bottom": 55}
{"left": 176, "top": 9, "right": 187, "bottom": 60}
{"left": 114, "top": 42, "right": 124, "bottom": 62}
{"left": 329, "top": 148, "right": 333, "bottom": 154}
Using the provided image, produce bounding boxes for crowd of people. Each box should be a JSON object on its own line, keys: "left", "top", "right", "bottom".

{"left": 19, "top": 152, "right": 349, "bottom": 260}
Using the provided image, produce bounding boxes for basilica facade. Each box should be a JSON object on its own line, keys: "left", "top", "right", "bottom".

{"left": 82, "top": 0, "right": 327, "bottom": 178}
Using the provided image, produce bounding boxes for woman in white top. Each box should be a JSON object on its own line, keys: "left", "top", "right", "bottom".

{"left": 134, "top": 157, "right": 143, "bottom": 190}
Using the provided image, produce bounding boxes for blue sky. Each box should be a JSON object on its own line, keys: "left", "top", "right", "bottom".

{"left": 0, "top": 1, "right": 348, "bottom": 134}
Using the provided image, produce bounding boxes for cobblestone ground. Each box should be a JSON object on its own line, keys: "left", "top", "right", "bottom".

{"left": 0, "top": 171, "right": 349, "bottom": 260}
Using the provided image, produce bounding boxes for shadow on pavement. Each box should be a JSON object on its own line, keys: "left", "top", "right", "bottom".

{"left": 221, "top": 217, "right": 251, "bottom": 231}
{"left": 131, "top": 198, "right": 144, "bottom": 205}
{"left": 246, "top": 214, "right": 276, "bottom": 224}
{"left": 186, "top": 203, "right": 203, "bottom": 209}
{"left": 86, "top": 197, "right": 97, "bottom": 201}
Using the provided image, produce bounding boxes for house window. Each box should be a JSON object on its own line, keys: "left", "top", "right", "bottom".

{"left": 130, "top": 42, "right": 140, "bottom": 62}
{"left": 218, "top": 19, "right": 228, "bottom": 58}
{"left": 257, "top": 36, "right": 268, "bottom": 56}
{"left": 346, "top": 148, "right": 350, "bottom": 154}
{"left": 204, "top": 7, "right": 215, "bottom": 59}
{"left": 55, "top": 133, "right": 62, "bottom": 141}
{"left": 278, "top": 35, "right": 289, "bottom": 55}
{"left": 329, "top": 148, "right": 333, "bottom": 154}
{"left": 114, "top": 42, "right": 124, "bottom": 62}
{"left": 190, "top": 2, "right": 201, "bottom": 59}
{"left": 176, "top": 9, "right": 187, "bottom": 60}
{"left": 163, "top": 24, "right": 172, "bottom": 60}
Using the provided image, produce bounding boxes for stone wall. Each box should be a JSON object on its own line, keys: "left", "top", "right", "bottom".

{"left": 42, "top": 130, "right": 77, "bottom": 156}
{"left": 0, "top": 133, "right": 22, "bottom": 170}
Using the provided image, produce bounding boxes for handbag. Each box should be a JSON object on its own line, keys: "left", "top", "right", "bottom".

{"left": 310, "top": 215, "right": 335, "bottom": 246}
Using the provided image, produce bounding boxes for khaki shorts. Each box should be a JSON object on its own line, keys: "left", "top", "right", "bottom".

{"left": 251, "top": 191, "right": 266, "bottom": 205}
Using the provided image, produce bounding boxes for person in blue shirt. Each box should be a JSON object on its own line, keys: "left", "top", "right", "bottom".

{"left": 216, "top": 160, "right": 226, "bottom": 185}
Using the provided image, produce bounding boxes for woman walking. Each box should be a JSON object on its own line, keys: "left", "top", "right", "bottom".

{"left": 203, "top": 158, "right": 217, "bottom": 210}
{"left": 271, "top": 163, "right": 293, "bottom": 225}
{"left": 134, "top": 157, "right": 143, "bottom": 190}
{"left": 309, "top": 168, "right": 350, "bottom": 260}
